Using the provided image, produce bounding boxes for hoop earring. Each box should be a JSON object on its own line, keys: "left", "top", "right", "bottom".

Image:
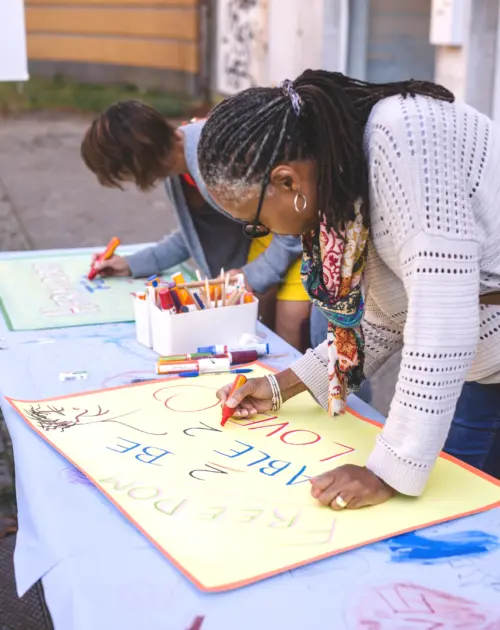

{"left": 293, "top": 191, "right": 307, "bottom": 213}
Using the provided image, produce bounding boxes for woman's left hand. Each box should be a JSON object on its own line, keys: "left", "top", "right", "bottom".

{"left": 310, "top": 464, "right": 395, "bottom": 510}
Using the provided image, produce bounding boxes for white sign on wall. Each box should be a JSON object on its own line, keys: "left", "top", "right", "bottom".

{"left": 268, "top": 0, "right": 348, "bottom": 87}
{"left": 430, "top": 0, "right": 467, "bottom": 46}
{"left": 0, "top": 0, "right": 29, "bottom": 81}
{"left": 216, "top": 0, "right": 268, "bottom": 95}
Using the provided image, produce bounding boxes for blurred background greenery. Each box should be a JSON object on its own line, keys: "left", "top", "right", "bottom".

{"left": 0, "top": 75, "right": 193, "bottom": 117}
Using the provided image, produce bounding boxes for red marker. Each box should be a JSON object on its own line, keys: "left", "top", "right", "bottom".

{"left": 221, "top": 374, "right": 247, "bottom": 426}
{"left": 158, "top": 288, "right": 176, "bottom": 314}
{"left": 88, "top": 237, "right": 121, "bottom": 280}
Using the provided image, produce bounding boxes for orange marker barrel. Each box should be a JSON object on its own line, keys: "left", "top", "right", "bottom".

{"left": 88, "top": 236, "right": 121, "bottom": 280}
{"left": 220, "top": 374, "right": 248, "bottom": 426}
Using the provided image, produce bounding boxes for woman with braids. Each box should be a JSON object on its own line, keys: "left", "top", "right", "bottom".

{"left": 80, "top": 102, "right": 321, "bottom": 350}
{"left": 197, "top": 70, "right": 500, "bottom": 510}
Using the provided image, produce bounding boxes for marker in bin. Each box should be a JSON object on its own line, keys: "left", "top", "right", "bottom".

{"left": 87, "top": 237, "right": 120, "bottom": 280}
{"left": 169, "top": 288, "right": 189, "bottom": 313}
{"left": 147, "top": 275, "right": 160, "bottom": 288}
{"left": 171, "top": 272, "right": 191, "bottom": 305}
{"left": 158, "top": 288, "right": 176, "bottom": 314}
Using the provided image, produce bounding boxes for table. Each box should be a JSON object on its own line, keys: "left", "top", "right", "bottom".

{"left": 1, "top": 247, "right": 499, "bottom": 630}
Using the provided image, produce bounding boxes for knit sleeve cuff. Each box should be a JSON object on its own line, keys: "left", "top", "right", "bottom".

{"left": 366, "top": 437, "right": 432, "bottom": 497}
{"left": 125, "top": 249, "right": 160, "bottom": 279}
{"left": 290, "top": 349, "right": 329, "bottom": 410}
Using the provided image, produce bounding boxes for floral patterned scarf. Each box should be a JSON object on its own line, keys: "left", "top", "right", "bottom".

{"left": 301, "top": 200, "right": 369, "bottom": 416}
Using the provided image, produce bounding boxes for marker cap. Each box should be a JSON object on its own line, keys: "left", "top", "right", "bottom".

{"left": 228, "top": 350, "right": 258, "bottom": 364}
{"left": 158, "top": 288, "right": 174, "bottom": 311}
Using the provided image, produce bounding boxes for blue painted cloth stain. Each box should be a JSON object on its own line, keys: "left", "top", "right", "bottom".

{"left": 379, "top": 530, "right": 500, "bottom": 564}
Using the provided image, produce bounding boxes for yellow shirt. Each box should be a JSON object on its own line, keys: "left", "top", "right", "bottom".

{"left": 247, "top": 235, "right": 308, "bottom": 301}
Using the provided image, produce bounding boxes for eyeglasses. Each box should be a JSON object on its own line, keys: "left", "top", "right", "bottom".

{"left": 241, "top": 177, "right": 271, "bottom": 239}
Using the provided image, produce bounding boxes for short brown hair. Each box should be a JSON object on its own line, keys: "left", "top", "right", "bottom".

{"left": 81, "top": 100, "right": 176, "bottom": 190}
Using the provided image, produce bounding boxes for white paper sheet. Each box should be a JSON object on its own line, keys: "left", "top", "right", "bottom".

{"left": 0, "top": 0, "right": 28, "bottom": 82}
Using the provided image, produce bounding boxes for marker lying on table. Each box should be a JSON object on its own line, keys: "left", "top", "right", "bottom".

{"left": 157, "top": 349, "right": 258, "bottom": 365}
{"left": 221, "top": 374, "right": 248, "bottom": 426}
{"left": 198, "top": 343, "right": 269, "bottom": 356}
{"left": 157, "top": 357, "right": 236, "bottom": 375}
{"left": 180, "top": 368, "right": 253, "bottom": 378}
{"left": 158, "top": 352, "right": 214, "bottom": 362}
{"left": 87, "top": 236, "right": 120, "bottom": 280}
{"left": 59, "top": 370, "right": 88, "bottom": 381}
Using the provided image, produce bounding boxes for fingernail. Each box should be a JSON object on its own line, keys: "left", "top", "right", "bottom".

{"left": 250, "top": 408, "right": 257, "bottom": 415}
{"left": 240, "top": 409, "right": 248, "bottom": 417}
{"left": 227, "top": 397, "right": 237, "bottom": 408}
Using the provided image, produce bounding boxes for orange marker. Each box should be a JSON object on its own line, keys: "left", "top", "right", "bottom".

{"left": 88, "top": 236, "right": 120, "bottom": 280}
{"left": 171, "top": 272, "right": 192, "bottom": 305}
{"left": 221, "top": 374, "right": 247, "bottom": 426}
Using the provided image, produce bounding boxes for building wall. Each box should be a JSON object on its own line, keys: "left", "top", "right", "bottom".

{"left": 24, "top": 0, "right": 200, "bottom": 94}
{"left": 365, "top": 0, "right": 435, "bottom": 83}
{"left": 213, "top": 0, "right": 348, "bottom": 98}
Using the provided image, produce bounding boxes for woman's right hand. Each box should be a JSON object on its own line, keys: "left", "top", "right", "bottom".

{"left": 216, "top": 377, "right": 273, "bottom": 418}
{"left": 91, "top": 254, "right": 132, "bottom": 277}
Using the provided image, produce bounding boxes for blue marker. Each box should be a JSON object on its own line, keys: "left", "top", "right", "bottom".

{"left": 147, "top": 275, "right": 160, "bottom": 288}
{"left": 179, "top": 368, "right": 254, "bottom": 378}
{"left": 193, "top": 291, "right": 206, "bottom": 310}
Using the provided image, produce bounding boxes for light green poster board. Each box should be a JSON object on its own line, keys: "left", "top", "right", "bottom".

{"left": 0, "top": 251, "right": 194, "bottom": 331}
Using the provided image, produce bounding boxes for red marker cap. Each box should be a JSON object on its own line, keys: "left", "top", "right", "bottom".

{"left": 158, "top": 288, "right": 174, "bottom": 311}
{"left": 228, "top": 350, "right": 258, "bottom": 365}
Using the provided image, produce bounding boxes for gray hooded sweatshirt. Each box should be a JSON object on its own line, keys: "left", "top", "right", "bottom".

{"left": 126, "top": 120, "right": 303, "bottom": 294}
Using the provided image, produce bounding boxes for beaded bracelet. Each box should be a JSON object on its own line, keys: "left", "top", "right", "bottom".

{"left": 266, "top": 374, "right": 283, "bottom": 413}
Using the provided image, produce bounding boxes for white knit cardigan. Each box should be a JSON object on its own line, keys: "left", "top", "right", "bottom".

{"left": 290, "top": 94, "right": 500, "bottom": 497}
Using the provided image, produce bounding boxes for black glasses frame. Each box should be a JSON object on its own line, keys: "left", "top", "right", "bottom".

{"left": 241, "top": 176, "right": 271, "bottom": 239}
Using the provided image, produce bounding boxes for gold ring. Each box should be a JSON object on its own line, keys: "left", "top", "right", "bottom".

{"left": 335, "top": 495, "right": 348, "bottom": 509}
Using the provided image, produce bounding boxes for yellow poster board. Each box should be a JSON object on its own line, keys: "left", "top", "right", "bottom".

{"left": 8, "top": 365, "right": 500, "bottom": 592}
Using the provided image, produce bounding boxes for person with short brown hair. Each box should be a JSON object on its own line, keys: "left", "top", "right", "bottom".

{"left": 80, "top": 101, "right": 322, "bottom": 350}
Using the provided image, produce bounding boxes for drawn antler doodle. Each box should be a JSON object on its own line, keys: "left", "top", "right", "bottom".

{"left": 25, "top": 403, "right": 169, "bottom": 436}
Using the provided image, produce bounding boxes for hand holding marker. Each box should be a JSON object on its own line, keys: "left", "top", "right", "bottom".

{"left": 221, "top": 374, "right": 248, "bottom": 426}
{"left": 88, "top": 237, "right": 122, "bottom": 280}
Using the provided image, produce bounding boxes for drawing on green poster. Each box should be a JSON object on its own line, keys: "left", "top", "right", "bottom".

{"left": 0, "top": 251, "right": 194, "bottom": 331}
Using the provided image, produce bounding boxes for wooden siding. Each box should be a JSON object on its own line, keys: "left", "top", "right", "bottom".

{"left": 25, "top": 0, "right": 199, "bottom": 74}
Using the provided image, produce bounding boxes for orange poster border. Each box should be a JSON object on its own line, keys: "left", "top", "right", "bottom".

{"left": 6, "top": 361, "right": 500, "bottom": 593}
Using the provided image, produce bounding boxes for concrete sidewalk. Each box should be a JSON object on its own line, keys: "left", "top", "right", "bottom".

{"left": 0, "top": 113, "right": 177, "bottom": 252}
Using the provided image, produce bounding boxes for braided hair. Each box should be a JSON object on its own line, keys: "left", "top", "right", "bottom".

{"left": 198, "top": 70, "right": 454, "bottom": 231}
